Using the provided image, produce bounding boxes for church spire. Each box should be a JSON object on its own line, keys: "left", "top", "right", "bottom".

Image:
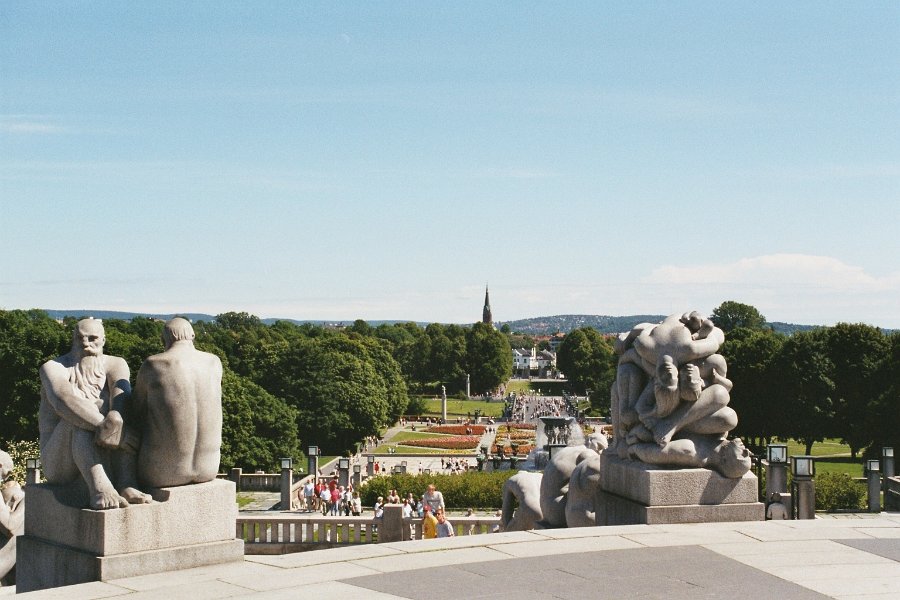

{"left": 482, "top": 285, "right": 492, "bottom": 324}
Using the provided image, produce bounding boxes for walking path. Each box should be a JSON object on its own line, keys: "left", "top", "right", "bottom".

{"left": 14, "top": 513, "right": 900, "bottom": 598}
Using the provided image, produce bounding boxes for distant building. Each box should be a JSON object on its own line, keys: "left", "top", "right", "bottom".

{"left": 482, "top": 285, "right": 492, "bottom": 324}
{"left": 512, "top": 347, "right": 557, "bottom": 378}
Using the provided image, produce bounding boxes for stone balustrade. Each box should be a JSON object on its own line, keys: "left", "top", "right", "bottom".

{"left": 236, "top": 510, "right": 501, "bottom": 554}
{"left": 887, "top": 476, "right": 900, "bottom": 511}
{"left": 220, "top": 469, "right": 307, "bottom": 493}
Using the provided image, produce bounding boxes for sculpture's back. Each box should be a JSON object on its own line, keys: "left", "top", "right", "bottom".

{"left": 133, "top": 320, "right": 223, "bottom": 488}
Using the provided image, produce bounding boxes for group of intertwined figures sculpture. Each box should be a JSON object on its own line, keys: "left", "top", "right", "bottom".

{"left": 611, "top": 311, "right": 751, "bottom": 478}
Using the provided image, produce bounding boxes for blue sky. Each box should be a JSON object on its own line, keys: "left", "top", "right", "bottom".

{"left": 2, "top": 3, "right": 898, "bottom": 327}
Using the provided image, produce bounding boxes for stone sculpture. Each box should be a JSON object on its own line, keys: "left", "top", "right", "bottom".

{"left": 20, "top": 317, "right": 242, "bottom": 593}
{"left": 39, "top": 318, "right": 150, "bottom": 509}
{"left": 0, "top": 450, "right": 24, "bottom": 586}
{"left": 539, "top": 446, "right": 600, "bottom": 528}
{"left": 566, "top": 452, "right": 603, "bottom": 527}
{"left": 500, "top": 471, "right": 543, "bottom": 531}
{"left": 610, "top": 311, "right": 751, "bottom": 478}
{"left": 133, "top": 318, "right": 223, "bottom": 488}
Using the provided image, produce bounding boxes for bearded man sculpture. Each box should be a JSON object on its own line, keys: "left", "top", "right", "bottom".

{"left": 39, "top": 318, "right": 150, "bottom": 509}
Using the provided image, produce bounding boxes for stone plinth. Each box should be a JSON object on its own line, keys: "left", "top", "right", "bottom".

{"left": 17, "top": 479, "right": 244, "bottom": 593}
{"left": 597, "top": 453, "right": 764, "bottom": 525}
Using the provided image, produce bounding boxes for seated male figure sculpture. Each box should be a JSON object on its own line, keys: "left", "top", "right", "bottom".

{"left": 133, "top": 318, "right": 223, "bottom": 488}
{"left": 39, "top": 318, "right": 149, "bottom": 509}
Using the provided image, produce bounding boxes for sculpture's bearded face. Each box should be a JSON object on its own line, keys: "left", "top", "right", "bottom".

{"left": 73, "top": 320, "right": 105, "bottom": 357}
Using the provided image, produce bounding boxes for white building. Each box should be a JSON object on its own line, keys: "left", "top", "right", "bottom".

{"left": 512, "top": 347, "right": 557, "bottom": 378}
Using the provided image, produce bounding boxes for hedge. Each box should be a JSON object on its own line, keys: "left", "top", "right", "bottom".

{"left": 358, "top": 471, "right": 517, "bottom": 509}
{"left": 815, "top": 472, "right": 866, "bottom": 512}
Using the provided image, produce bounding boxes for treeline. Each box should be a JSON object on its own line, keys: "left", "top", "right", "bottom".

{"left": 0, "top": 310, "right": 511, "bottom": 469}
{"left": 556, "top": 302, "right": 900, "bottom": 460}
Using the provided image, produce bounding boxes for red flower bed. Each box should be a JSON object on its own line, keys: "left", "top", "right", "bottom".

{"left": 425, "top": 425, "right": 486, "bottom": 435}
{"left": 503, "top": 431, "right": 535, "bottom": 441}
{"left": 491, "top": 443, "right": 535, "bottom": 455}
{"left": 498, "top": 423, "right": 536, "bottom": 433}
{"left": 401, "top": 436, "right": 481, "bottom": 450}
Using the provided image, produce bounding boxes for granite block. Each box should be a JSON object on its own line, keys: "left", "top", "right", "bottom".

{"left": 17, "top": 537, "right": 244, "bottom": 593}
{"left": 24, "top": 479, "right": 237, "bottom": 555}
{"left": 596, "top": 489, "right": 764, "bottom": 525}
{"left": 599, "top": 452, "right": 759, "bottom": 506}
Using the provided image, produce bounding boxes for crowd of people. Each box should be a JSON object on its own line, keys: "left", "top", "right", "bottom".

{"left": 298, "top": 478, "right": 459, "bottom": 539}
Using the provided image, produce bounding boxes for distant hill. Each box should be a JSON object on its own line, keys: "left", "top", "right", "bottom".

{"left": 498, "top": 314, "right": 667, "bottom": 335}
{"left": 37, "top": 309, "right": 839, "bottom": 336}
{"left": 40, "top": 310, "right": 427, "bottom": 328}
{"left": 498, "top": 314, "right": 826, "bottom": 336}
{"left": 44, "top": 309, "right": 219, "bottom": 323}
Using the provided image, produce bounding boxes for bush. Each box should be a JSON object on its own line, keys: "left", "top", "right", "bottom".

{"left": 358, "top": 471, "right": 516, "bottom": 509}
{"left": 815, "top": 472, "right": 866, "bottom": 512}
{"left": 4, "top": 439, "right": 40, "bottom": 484}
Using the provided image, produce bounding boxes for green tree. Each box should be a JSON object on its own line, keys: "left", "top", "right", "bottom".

{"left": 266, "top": 337, "right": 392, "bottom": 454}
{"left": 466, "top": 321, "right": 512, "bottom": 394}
{"left": 826, "top": 323, "right": 889, "bottom": 458}
{"left": 774, "top": 329, "right": 836, "bottom": 454}
{"left": 711, "top": 301, "right": 767, "bottom": 334}
{"left": 556, "top": 328, "right": 616, "bottom": 412}
{"left": 220, "top": 369, "right": 302, "bottom": 471}
{"left": 0, "top": 310, "right": 69, "bottom": 441}
{"left": 869, "top": 332, "right": 900, "bottom": 456}
{"left": 720, "top": 327, "right": 785, "bottom": 448}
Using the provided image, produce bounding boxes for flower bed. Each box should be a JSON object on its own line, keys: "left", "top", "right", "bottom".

{"left": 501, "top": 431, "right": 536, "bottom": 441}
{"left": 498, "top": 423, "right": 536, "bottom": 432}
{"left": 400, "top": 436, "right": 481, "bottom": 450}
{"left": 425, "top": 425, "right": 486, "bottom": 436}
{"left": 491, "top": 443, "right": 535, "bottom": 455}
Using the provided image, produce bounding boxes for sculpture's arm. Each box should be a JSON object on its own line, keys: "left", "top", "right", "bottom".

{"left": 105, "top": 356, "right": 132, "bottom": 414}
{"left": 614, "top": 323, "right": 654, "bottom": 355}
{"left": 39, "top": 362, "right": 104, "bottom": 430}
{"left": 683, "top": 326, "right": 726, "bottom": 361}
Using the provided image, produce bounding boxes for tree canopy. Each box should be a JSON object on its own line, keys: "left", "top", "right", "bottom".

{"left": 711, "top": 301, "right": 768, "bottom": 334}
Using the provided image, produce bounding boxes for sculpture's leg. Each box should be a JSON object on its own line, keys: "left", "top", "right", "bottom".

{"left": 113, "top": 452, "right": 152, "bottom": 504}
{"left": 41, "top": 421, "right": 80, "bottom": 485}
{"left": 71, "top": 427, "right": 127, "bottom": 510}
{"left": 651, "top": 385, "right": 730, "bottom": 447}
{"left": 684, "top": 407, "right": 738, "bottom": 435}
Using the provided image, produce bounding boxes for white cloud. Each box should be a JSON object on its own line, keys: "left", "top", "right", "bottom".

{"left": 647, "top": 254, "right": 900, "bottom": 292}
{"left": 0, "top": 120, "right": 67, "bottom": 134}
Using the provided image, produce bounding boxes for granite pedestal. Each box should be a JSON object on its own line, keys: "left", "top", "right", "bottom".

{"left": 596, "top": 453, "right": 764, "bottom": 525}
{"left": 17, "top": 479, "right": 244, "bottom": 593}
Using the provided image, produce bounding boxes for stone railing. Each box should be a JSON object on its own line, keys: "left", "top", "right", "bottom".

{"left": 237, "top": 510, "right": 501, "bottom": 554}
{"left": 887, "top": 476, "right": 900, "bottom": 511}
{"left": 220, "top": 469, "right": 306, "bottom": 494}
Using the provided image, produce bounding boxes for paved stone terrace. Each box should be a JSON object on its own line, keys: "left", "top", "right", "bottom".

{"left": 11, "top": 513, "right": 900, "bottom": 599}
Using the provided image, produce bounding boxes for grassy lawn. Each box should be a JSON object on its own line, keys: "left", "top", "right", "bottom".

{"left": 815, "top": 457, "right": 864, "bottom": 477}
{"left": 371, "top": 444, "right": 474, "bottom": 455}
{"left": 390, "top": 431, "right": 449, "bottom": 443}
{"left": 419, "top": 398, "right": 505, "bottom": 418}
{"left": 770, "top": 438, "right": 863, "bottom": 478}
{"left": 236, "top": 494, "right": 254, "bottom": 508}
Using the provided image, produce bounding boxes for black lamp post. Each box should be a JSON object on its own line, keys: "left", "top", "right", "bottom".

{"left": 791, "top": 455, "right": 816, "bottom": 519}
